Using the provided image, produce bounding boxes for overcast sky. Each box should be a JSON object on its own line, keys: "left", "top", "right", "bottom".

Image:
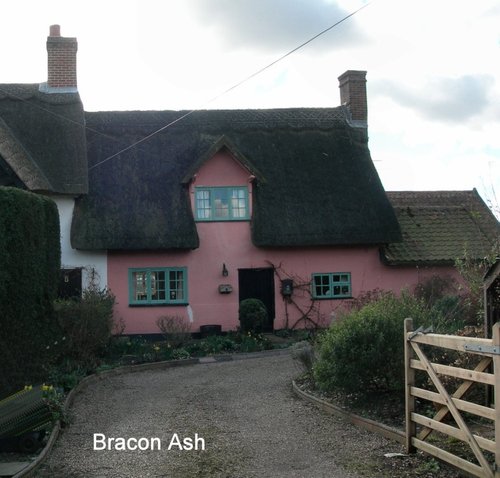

{"left": 1, "top": 0, "right": 499, "bottom": 213}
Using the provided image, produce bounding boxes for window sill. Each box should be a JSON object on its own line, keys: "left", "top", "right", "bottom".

{"left": 195, "top": 218, "right": 250, "bottom": 223}
{"left": 129, "top": 302, "right": 189, "bottom": 307}
{"left": 312, "top": 296, "right": 352, "bottom": 301}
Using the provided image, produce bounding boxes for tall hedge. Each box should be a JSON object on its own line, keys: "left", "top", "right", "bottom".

{"left": 0, "top": 187, "right": 61, "bottom": 397}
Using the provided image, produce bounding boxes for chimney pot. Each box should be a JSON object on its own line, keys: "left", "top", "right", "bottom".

{"left": 49, "top": 24, "right": 61, "bottom": 37}
{"left": 338, "top": 70, "right": 367, "bottom": 127}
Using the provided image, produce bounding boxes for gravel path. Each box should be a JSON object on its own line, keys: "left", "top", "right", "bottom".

{"left": 35, "top": 353, "right": 400, "bottom": 477}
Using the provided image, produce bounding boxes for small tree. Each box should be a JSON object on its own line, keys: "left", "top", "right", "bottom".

{"left": 239, "top": 299, "right": 267, "bottom": 333}
{"left": 55, "top": 282, "right": 116, "bottom": 366}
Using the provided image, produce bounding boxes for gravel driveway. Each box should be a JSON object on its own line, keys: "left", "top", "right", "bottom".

{"left": 35, "top": 352, "right": 400, "bottom": 478}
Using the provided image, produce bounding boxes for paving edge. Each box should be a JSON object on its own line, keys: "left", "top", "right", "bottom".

{"left": 291, "top": 380, "right": 405, "bottom": 445}
{"left": 12, "top": 347, "right": 291, "bottom": 477}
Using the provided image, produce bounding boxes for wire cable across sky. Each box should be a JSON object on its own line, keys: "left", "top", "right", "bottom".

{"left": 88, "top": 1, "right": 371, "bottom": 171}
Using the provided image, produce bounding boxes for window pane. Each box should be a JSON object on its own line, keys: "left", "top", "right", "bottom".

{"left": 169, "top": 270, "right": 184, "bottom": 300}
{"left": 133, "top": 271, "right": 148, "bottom": 301}
{"left": 213, "top": 189, "right": 229, "bottom": 218}
{"left": 231, "top": 189, "right": 247, "bottom": 218}
{"left": 196, "top": 190, "right": 211, "bottom": 219}
{"left": 313, "top": 275, "right": 330, "bottom": 297}
{"left": 152, "top": 271, "right": 166, "bottom": 301}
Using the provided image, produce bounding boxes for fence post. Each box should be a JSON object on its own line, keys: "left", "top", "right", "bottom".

{"left": 493, "top": 322, "right": 500, "bottom": 478}
{"left": 404, "top": 318, "right": 416, "bottom": 454}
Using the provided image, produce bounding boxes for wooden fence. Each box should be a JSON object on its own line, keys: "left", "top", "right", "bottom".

{"left": 405, "top": 318, "right": 500, "bottom": 478}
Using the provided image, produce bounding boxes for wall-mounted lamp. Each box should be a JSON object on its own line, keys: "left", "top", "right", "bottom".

{"left": 222, "top": 263, "right": 229, "bottom": 277}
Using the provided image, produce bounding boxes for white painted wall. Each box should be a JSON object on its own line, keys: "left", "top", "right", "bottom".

{"left": 51, "top": 196, "right": 107, "bottom": 289}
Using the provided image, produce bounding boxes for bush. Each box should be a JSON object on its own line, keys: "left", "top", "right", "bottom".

{"left": 0, "top": 187, "right": 61, "bottom": 396}
{"left": 156, "top": 315, "right": 191, "bottom": 348}
{"left": 54, "top": 286, "right": 116, "bottom": 366}
{"left": 414, "top": 275, "right": 468, "bottom": 332}
{"left": 313, "top": 292, "right": 434, "bottom": 394}
{"left": 239, "top": 299, "right": 267, "bottom": 333}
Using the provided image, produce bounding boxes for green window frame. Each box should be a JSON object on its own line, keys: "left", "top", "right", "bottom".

{"left": 129, "top": 267, "right": 187, "bottom": 305}
{"left": 195, "top": 186, "right": 249, "bottom": 221}
{"left": 312, "top": 272, "right": 351, "bottom": 299}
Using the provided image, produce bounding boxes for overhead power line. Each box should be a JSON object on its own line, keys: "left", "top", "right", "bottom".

{"left": 89, "top": 1, "right": 371, "bottom": 171}
{"left": 0, "top": 3, "right": 371, "bottom": 171}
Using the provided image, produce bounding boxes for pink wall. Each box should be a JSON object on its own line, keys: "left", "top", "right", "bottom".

{"left": 107, "top": 151, "right": 462, "bottom": 334}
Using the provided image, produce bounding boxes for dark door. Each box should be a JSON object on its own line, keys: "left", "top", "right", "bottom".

{"left": 58, "top": 268, "right": 82, "bottom": 299}
{"left": 238, "top": 268, "right": 275, "bottom": 331}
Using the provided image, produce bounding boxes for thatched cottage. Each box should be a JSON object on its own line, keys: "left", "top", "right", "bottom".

{"left": 1, "top": 26, "right": 498, "bottom": 334}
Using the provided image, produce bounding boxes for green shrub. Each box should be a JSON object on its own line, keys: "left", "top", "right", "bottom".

{"left": 238, "top": 332, "right": 272, "bottom": 352}
{"left": 199, "top": 335, "right": 237, "bottom": 354}
{"left": 313, "top": 292, "right": 434, "bottom": 394}
{"left": 54, "top": 286, "right": 116, "bottom": 367}
{"left": 0, "top": 187, "right": 61, "bottom": 396}
{"left": 239, "top": 298, "right": 268, "bottom": 333}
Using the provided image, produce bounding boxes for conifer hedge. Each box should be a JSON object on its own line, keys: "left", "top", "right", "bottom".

{"left": 0, "top": 187, "right": 61, "bottom": 397}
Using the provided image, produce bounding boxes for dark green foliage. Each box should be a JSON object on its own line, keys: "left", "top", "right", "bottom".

{"left": 186, "top": 335, "right": 237, "bottom": 356}
{"left": 239, "top": 298, "right": 268, "bottom": 333}
{"left": 313, "top": 292, "right": 434, "bottom": 394}
{"left": 0, "top": 187, "right": 61, "bottom": 397}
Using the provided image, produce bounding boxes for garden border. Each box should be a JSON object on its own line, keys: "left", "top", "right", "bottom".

{"left": 12, "top": 348, "right": 290, "bottom": 478}
{"left": 291, "top": 380, "right": 405, "bottom": 445}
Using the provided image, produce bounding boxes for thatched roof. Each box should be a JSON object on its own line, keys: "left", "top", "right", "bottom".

{"left": 383, "top": 190, "right": 500, "bottom": 265}
{"left": 71, "top": 108, "right": 401, "bottom": 250}
{"left": 0, "top": 84, "right": 87, "bottom": 194}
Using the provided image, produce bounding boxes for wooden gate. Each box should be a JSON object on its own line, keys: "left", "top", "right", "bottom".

{"left": 404, "top": 318, "right": 500, "bottom": 478}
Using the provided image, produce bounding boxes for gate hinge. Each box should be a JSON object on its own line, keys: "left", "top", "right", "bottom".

{"left": 408, "top": 326, "right": 433, "bottom": 341}
{"left": 464, "top": 344, "right": 500, "bottom": 355}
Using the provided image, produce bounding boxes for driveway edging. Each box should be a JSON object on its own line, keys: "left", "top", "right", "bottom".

{"left": 291, "top": 380, "right": 405, "bottom": 445}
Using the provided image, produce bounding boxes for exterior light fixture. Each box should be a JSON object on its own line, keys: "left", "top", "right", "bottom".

{"left": 222, "top": 263, "right": 229, "bottom": 277}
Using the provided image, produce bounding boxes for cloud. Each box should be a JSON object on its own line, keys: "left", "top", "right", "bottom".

{"left": 188, "top": 0, "right": 367, "bottom": 53}
{"left": 371, "top": 75, "right": 495, "bottom": 123}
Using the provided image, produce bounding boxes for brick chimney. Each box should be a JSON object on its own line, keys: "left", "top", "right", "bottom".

{"left": 338, "top": 70, "right": 367, "bottom": 127}
{"left": 43, "top": 25, "right": 78, "bottom": 92}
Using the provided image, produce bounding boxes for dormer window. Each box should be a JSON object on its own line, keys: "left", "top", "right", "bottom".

{"left": 195, "top": 186, "right": 249, "bottom": 221}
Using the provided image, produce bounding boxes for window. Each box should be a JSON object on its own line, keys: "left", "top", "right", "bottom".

{"left": 129, "top": 268, "right": 187, "bottom": 305}
{"left": 312, "top": 273, "right": 351, "bottom": 299}
{"left": 195, "top": 187, "right": 249, "bottom": 221}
